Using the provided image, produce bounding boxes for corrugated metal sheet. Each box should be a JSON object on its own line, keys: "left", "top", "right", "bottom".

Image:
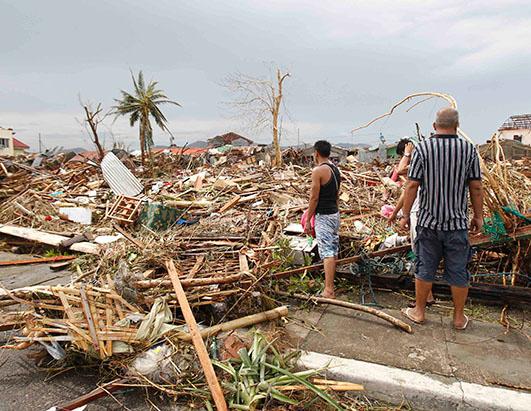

{"left": 101, "top": 152, "right": 143, "bottom": 196}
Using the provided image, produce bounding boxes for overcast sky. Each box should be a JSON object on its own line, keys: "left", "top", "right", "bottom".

{"left": 1, "top": 0, "right": 530, "bottom": 151}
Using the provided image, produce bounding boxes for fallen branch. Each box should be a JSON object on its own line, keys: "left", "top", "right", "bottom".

{"left": 276, "top": 291, "right": 413, "bottom": 334}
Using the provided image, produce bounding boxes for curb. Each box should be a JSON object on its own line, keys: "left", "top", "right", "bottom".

{"left": 298, "top": 351, "right": 530, "bottom": 411}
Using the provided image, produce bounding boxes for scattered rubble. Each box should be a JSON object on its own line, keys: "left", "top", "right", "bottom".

{"left": 0, "top": 135, "right": 529, "bottom": 409}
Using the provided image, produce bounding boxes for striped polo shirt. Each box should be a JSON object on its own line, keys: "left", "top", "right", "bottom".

{"left": 408, "top": 134, "right": 482, "bottom": 231}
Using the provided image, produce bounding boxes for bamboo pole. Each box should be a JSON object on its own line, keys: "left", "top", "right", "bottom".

{"left": 175, "top": 306, "right": 288, "bottom": 342}
{"left": 166, "top": 259, "right": 228, "bottom": 411}
{"left": 134, "top": 273, "right": 245, "bottom": 289}
{"left": 276, "top": 291, "right": 412, "bottom": 334}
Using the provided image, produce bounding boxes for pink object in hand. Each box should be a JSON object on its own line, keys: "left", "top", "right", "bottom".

{"left": 381, "top": 204, "right": 395, "bottom": 218}
{"left": 301, "top": 210, "right": 316, "bottom": 231}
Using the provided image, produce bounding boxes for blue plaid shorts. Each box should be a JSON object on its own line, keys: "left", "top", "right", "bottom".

{"left": 315, "top": 212, "right": 340, "bottom": 259}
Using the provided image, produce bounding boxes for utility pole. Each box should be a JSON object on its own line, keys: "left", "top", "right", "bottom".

{"left": 38, "top": 133, "right": 42, "bottom": 153}
{"left": 297, "top": 128, "right": 300, "bottom": 147}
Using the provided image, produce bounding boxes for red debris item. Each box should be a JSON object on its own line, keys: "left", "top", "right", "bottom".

{"left": 44, "top": 215, "right": 52, "bottom": 221}
{"left": 220, "top": 333, "right": 249, "bottom": 361}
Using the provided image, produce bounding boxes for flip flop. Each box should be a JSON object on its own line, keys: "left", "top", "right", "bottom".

{"left": 401, "top": 307, "right": 425, "bottom": 324}
{"left": 454, "top": 315, "right": 470, "bottom": 330}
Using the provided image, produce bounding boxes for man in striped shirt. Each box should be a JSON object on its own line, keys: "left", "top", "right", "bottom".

{"left": 400, "top": 108, "right": 484, "bottom": 330}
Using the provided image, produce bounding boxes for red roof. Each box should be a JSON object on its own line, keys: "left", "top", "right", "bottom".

{"left": 68, "top": 151, "right": 101, "bottom": 163}
{"left": 153, "top": 147, "right": 208, "bottom": 156}
{"left": 12, "top": 137, "right": 29, "bottom": 149}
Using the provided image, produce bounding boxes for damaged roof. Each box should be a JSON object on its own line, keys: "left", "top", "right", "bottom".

{"left": 13, "top": 137, "right": 29, "bottom": 149}
{"left": 499, "top": 114, "right": 531, "bottom": 130}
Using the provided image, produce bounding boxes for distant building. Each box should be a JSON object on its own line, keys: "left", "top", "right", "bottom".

{"left": 207, "top": 132, "right": 254, "bottom": 148}
{"left": 479, "top": 139, "right": 531, "bottom": 161}
{"left": 498, "top": 114, "right": 531, "bottom": 146}
{"left": 0, "top": 127, "right": 30, "bottom": 156}
{"left": 300, "top": 144, "right": 351, "bottom": 164}
{"left": 357, "top": 143, "right": 398, "bottom": 163}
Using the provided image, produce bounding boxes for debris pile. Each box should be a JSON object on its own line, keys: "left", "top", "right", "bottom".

{"left": 1, "top": 136, "right": 530, "bottom": 408}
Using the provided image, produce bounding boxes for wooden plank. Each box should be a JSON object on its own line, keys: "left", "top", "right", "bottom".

{"left": 218, "top": 195, "right": 241, "bottom": 213}
{"left": 272, "top": 224, "right": 531, "bottom": 280}
{"left": 0, "top": 224, "right": 100, "bottom": 254}
{"left": 105, "top": 297, "right": 114, "bottom": 356}
{"left": 0, "top": 255, "right": 76, "bottom": 267}
{"left": 112, "top": 223, "right": 144, "bottom": 249}
{"left": 87, "top": 289, "right": 106, "bottom": 358}
{"left": 166, "top": 259, "right": 227, "bottom": 411}
{"left": 187, "top": 255, "right": 205, "bottom": 279}
{"left": 54, "top": 378, "right": 129, "bottom": 411}
{"left": 238, "top": 253, "right": 250, "bottom": 274}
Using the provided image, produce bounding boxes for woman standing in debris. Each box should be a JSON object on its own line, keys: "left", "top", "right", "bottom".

{"left": 304, "top": 140, "right": 341, "bottom": 299}
{"left": 389, "top": 138, "right": 436, "bottom": 307}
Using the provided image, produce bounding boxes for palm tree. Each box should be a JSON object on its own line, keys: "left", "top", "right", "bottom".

{"left": 113, "top": 71, "right": 180, "bottom": 165}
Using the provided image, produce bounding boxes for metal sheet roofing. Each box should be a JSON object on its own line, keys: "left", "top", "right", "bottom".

{"left": 101, "top": 152, "right": 143, "bottom": 197}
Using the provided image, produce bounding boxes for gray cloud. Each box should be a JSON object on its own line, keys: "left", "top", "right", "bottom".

{"left": 1, "top": 0, "right": 530, "bottom": 151}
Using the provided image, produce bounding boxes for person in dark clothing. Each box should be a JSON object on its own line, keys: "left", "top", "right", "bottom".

{"left": 304, "top": 140, "right": 341, "bottom": 298}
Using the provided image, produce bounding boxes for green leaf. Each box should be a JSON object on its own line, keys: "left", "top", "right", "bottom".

{"left": 270, "top": 389, "right": 299, "bottom": 405}
{"left": 264, "top": 363, "right": 344, "bottom": 410}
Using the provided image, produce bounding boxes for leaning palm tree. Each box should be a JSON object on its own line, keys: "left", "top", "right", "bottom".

{"left": 113, "top": 70, "right": 180, "bottom": 165}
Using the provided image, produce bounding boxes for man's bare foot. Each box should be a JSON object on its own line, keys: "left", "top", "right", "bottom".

{"left": 320, "top": 289, "right": 335, "bottom": 299}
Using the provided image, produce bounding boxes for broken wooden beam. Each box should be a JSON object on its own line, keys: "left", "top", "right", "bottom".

{"left": 112, "top": 222, "right": 144, "bottom": 249}
{"left": 55, "top": 378, "right": 129, "bottom": 411}
{"left": 0, "top": 255, "right": 76, "bottom": 267}
{"left": 166, "top": 259, "right": 228, "bottom": 411}
{"left": 219, "top": 194, "right": 241, "bottom": 213}
{"left": 0, "top": 224, "right": 99, "bottom": 255}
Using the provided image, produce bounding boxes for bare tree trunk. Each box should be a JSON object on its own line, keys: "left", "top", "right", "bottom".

{"left": 83, "top": 105, "right": 105, "bottom": 161}
{"left": 272, "top": 107, "right": 281, "bottom": 167}
{"left": 272, "top": 69, "right": 289, "bottom": 167}
{"left": 224, "top": 68, "right": 290, "bottom": 167}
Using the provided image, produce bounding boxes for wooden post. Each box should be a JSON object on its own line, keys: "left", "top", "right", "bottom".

{"left": 166, "top": 259, "right": 228, "bottom": 411}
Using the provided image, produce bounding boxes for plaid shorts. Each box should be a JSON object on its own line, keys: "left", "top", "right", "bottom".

{"left": 315, "top": 212, "right": 340, "bottom": 259}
